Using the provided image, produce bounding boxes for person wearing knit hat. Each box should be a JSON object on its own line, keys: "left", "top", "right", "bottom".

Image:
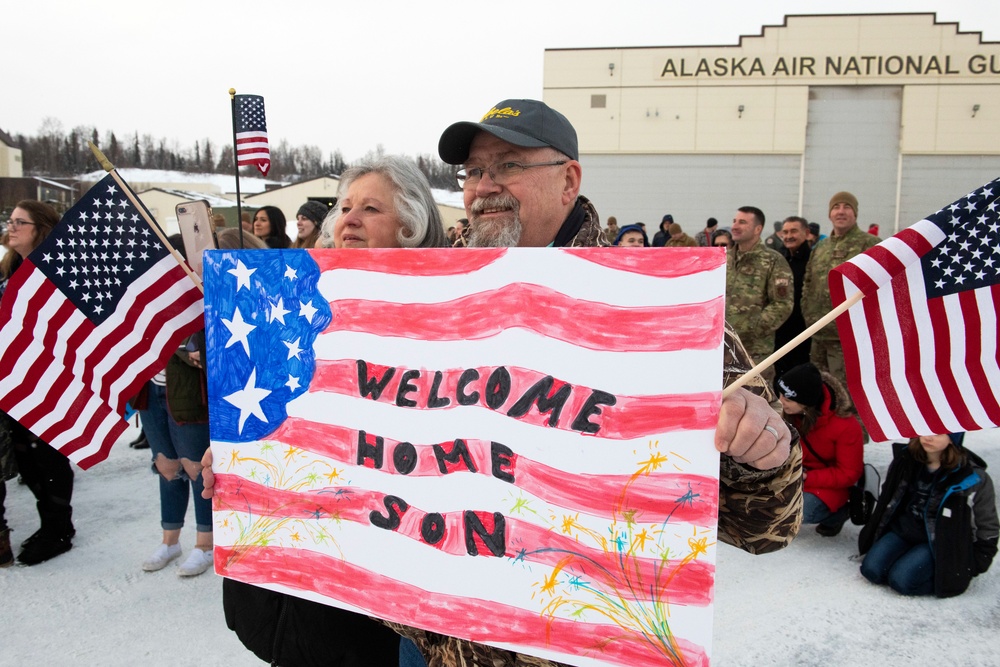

{"left": 665, "top": 222, "right": 698, "bottom": 248}
{"left": 776, "top": 363, "right": 864, "bottom": 537}
{"left": 614, "top": 223, "right": 649, "bottom": 247}
{"left": 800, "top": 191, "right": 880, "bottom": 390}
{"left": 860, "top": 430, "right": 998, "bottom": 597}
{"left": 292, "top": 201, "right": 329, "bottom": 248}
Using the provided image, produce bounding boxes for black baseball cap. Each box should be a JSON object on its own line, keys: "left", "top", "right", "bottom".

{"left": 438, "top": 99, "right": 579, "bottom": 165}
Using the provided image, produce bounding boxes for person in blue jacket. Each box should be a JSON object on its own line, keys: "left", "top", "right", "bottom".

{"left": 859, "top": 432, "right": 998, "bottom": 597}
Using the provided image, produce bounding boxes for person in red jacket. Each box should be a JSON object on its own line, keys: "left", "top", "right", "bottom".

{"left": 776, "top": 363, "right": 864, "bottom": 536}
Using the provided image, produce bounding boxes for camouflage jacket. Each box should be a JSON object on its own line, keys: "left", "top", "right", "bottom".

{"left": 725, "top": 239, "right": 793, "bottom": 360}
{"left": 387, "top": 200, "right": 803, "bottom": 667}
{"left": 800, "top": 225, "right": 880, "bottom": 340}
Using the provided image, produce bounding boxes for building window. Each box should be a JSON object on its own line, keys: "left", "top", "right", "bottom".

{"left": 591, "top": 95, "right": 607, "bottom": 109}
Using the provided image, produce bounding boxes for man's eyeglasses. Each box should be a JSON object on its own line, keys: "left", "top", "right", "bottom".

{"left": 456, "top": 160, "right": 567, "bottom": 189}
{"left": 5, "top": 219, "right": 36, "bottom": 230}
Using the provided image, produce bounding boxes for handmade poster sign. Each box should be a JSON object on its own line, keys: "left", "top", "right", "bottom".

{"left": 203, "top": 247, "right": 726, "bottom": 667}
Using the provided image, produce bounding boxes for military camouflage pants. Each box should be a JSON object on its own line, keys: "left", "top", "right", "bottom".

{"left": 810, "top": 339, "right": 846, "bottom": 390}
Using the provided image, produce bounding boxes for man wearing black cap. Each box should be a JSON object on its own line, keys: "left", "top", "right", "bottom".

{"left": 438, "top": 100, "right": 604, "bottom": 250}
{"left": 388, "top": 99, "right": 804, "bottom": 667}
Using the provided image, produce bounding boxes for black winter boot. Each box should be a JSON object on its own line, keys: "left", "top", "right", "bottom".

{"left": 0, "top": 529, "right": 12, "bottom": 568}
{"left": 18, "top": 497, "right": 74, "bottom": 565}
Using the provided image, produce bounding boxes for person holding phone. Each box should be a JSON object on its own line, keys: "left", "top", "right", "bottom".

{"left": 205, "top": 156, "right": 445, "bottom": 667}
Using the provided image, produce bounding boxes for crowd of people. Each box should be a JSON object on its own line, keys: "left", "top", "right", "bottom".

{"left": 0, "top": 97, "right": 996, "bottom": 667}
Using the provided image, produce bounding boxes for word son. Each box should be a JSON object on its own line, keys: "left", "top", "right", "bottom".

{"left": 363, "top": 434, "right": 515, "bottom": 558}
{"left": 356, "top": 360, "right": 617, "bottom": 435}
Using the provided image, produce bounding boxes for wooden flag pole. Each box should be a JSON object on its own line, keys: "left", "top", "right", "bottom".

{"left": 88, "top": 141, "right": 204, "bottom": 293}
{"left": 722, "top": 290, "right": 865, "bottom": 399}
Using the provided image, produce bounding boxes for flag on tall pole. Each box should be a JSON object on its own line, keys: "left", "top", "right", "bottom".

{"left": 234, "top": 94, "right": 271, "bottom": 176}
{"left": 0, "top": 171, "right": 205, "bottom": 468}
{"left": 830, "top": 178, "right": 1000, "bottom": 442}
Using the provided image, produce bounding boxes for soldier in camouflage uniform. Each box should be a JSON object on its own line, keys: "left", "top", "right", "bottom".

{"left": 725, "top": 206, "right": 793, "bottom": 386}
{"left": 373, "top": 100, "right": 803, "bottom": 667}
{"left": 801, "top": 192, "right": 880, "bottom": 389}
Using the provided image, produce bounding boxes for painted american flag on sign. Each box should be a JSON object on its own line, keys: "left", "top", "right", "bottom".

{"left": 830, "top": 177, "right": 1000, "bottom": 442}
{"left": 204, "top": 247, "right": 727, "bottom": 667}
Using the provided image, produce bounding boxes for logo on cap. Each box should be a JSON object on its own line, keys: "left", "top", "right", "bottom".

{"left": 481, "top": 106, "right": 521, "bottom": 122}
{"left": 777, "top": 379, "right": 796, "bottom": 398}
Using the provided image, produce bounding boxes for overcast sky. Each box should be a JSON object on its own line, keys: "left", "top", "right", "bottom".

{"left": 7, "top": 1, "right": 999, "bottom": 163}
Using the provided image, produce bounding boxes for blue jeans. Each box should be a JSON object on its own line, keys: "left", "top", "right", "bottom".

{"left": 802, "top": 492, "right": 833, "bottom": 524}
{"left": 861, "top": 530, "right": 935, "bottom": 596}
{"left": 399, "top": 638, "right": 428, "bottom": 667}
{"left": 141, "top": 383, "right": 211, "bottom": 533}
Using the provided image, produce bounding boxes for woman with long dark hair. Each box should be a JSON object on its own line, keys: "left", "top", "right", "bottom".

{"left": 860, "top": 433, "right": 998, "bottom": 597}
{"left": 0, "top": 201, "right": 76, "bottom": 566}
{"left": 252, "top": 205, "right": 291, "bottom": 248}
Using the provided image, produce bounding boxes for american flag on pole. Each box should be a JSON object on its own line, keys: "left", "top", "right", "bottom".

{"left": 205, "top": 247, "right": 727, "bottom": 667}
{"left": 830, "top": 178, "right": 1000, "bottom": 442}
{"left": 0, "top": 174, "right": 205, "bottom": 468}
{"left": 234, "top": 94, "right": 270, "bottom": 176}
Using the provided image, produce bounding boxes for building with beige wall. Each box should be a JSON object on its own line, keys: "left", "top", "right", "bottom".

{"left": 0, "top": 129, "right": 24, "bottom": 178}
{"left": 544, "top": 13, "right": 1000, "bottom": 235}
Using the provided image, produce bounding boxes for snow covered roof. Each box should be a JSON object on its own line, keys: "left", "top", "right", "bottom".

{"left": 34, "top": 177, "right": 74, "bottom": 190}
{"left": 77, "top": 168, "right": 286, "bottom": 195}
{"left": 136, "top": 187, "right": 237, "bottom": 208}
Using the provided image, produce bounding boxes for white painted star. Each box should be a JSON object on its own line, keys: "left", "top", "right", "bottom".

{"left": 284, "top": 265, "right": 297, "bottom": 280}
{"left": 228, "top": 260, "right": 256, "bottom": 292}
{"left": 283, "top": 337, "right": 304, "bottom": 360}
{"left": 223, "top": 369, "right": 271, "bottom": 434}
{"left": 299, "top": 300, "right": 318, "bottom": 324}
{"left": 269, "top": 297, "right": 291, "bottom": 325}
{"left": 222, "top": 307, "right": 257, "bottom": 356}
{"left": 286, "top": 375, "right": 301, "bottom": 391}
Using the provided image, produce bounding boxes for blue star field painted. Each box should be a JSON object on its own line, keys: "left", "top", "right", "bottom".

{"left": 203, "top": 249, "right": 332, "bottom": 441}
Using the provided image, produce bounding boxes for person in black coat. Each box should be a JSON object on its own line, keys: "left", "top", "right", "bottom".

{"left": 859, "top": 433, "right": 998, "bottom": 597}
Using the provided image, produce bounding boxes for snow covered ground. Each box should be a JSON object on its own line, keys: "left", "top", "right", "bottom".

{"left": 3, "top": 425, "right": 999, "bottom": 666}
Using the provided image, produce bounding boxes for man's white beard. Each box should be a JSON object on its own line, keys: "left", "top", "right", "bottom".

{"left": 468, "top": 195, "right": 523, "bottom": 248}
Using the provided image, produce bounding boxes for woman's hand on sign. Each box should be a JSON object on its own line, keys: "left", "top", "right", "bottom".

{"left": 200, "top": 448, "right": 215, "bottom": 499}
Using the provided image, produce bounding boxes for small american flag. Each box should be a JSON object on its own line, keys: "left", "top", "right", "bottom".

{"left": 830, "top": 178, "right": 1000, "bottom": 441}
{"left": 235, "top": 94, "right": 271, "bottom": 176}
{"left": 205, "top": 247, "right": 727, "bottom": 667}
{"left": 0, "top": 174, "right": 205, "bottom": 468}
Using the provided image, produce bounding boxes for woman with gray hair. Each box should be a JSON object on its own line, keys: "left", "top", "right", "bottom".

{"left": 214, "top": 154, "right": 446, "bottom": 667}
{"left": 317, "top": 155, "right": 446, "bottom": 250}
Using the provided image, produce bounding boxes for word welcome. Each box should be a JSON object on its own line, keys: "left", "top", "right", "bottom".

{"left": 355, "top": 360, "right": 617, "bottom": 435}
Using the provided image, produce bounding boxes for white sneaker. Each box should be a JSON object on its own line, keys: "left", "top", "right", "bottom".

{"left": 142, "top": 543, "right": 182, "bottom": 572}
{"left": 177, "top": 547, "right": 214, "bottom": 577}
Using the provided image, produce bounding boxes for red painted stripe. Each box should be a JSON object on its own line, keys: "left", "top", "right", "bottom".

{"left": 265, "top": 418, "right": 720, "bottom": 524}
{"left": 214, "top": 475, "right": 714, "bottom": 607}
{"left": 309, "top": 247, "right": 508, "bottom": 276}
{"left": 563, "top": 247, "right": 724, "bottom": 278}
{"left": 314, "top": 359, "right": 718, "bottom": 439}
{"left": 217, "top": 545, "right": 709, "bottom": 667}
{"left": 324, "top": 285, "right": 724, "bottom": 352}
